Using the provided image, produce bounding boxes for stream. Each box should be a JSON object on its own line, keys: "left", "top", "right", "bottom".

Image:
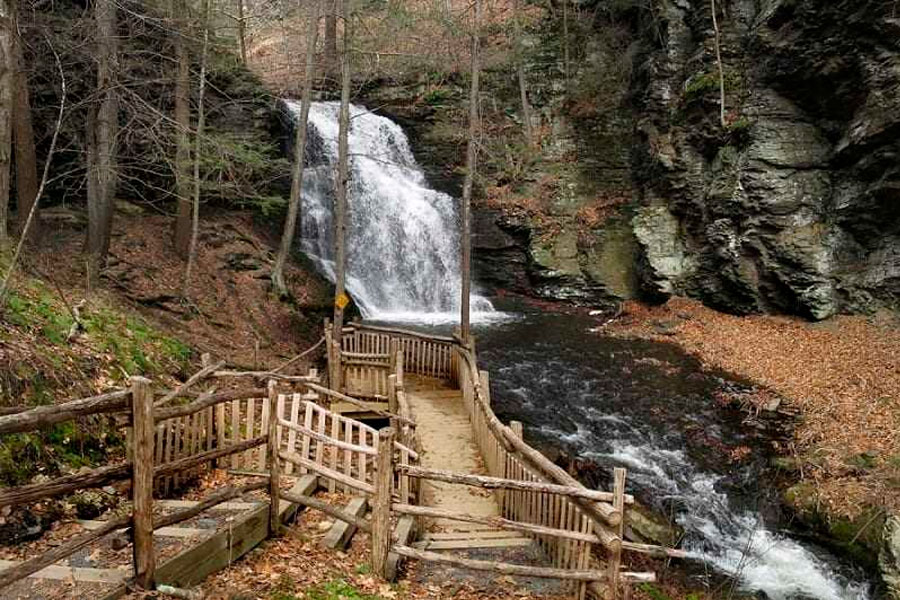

{"left": 288, "top": 101, "right": 876, "bottom": 599}
{"left": 467, "top": 301, "right": 874, "bottom": 600}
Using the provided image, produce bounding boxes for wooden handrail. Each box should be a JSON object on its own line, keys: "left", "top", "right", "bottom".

{"left": 455, "top": 348, "right": 624, "bottom": 528}
{"left": 303, "top": 382, "right": 416, "bottom": 427}
{"left": 155, "top": 388, "right": 266, "bottom": 422}
{"left": 279, "top": 450, "right": 375, "bottom": 495}
{"left": 346, "top": 323, "right": 457, "bottom": 344}
{"left": 393, "top": 503, "right": 599, "bottom": 543}
{"left": 277, "top": 418, "right": 418, "bottom": 460}
{"left": 0, "top": 390, "right": 130, "bottom": 435}
{"left": 397, "top": 465, "right": 626, "bottom": 505}
{"left": 279, "top": 418, "right": 376, "bottom": 456}
{"left": 390, "top": 545, "right": 608, "bottom": 581}
{"left": 0, "top": 462, "right": 132, "bottom": 508}
{"left": 280, "top": 489, "right": 372, "bottom": 533}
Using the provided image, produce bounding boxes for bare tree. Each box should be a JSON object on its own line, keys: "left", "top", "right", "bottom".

{"left": 0, "top": 39, "right": 65, "bottom": 305}
{"left": 237, "top": 0, "right": 248, "bottom": 65}
{"left": 512, "top": 0, "right": 533, "bottom": 145}
{"left": 711, "top": 0, "right": 726, "bottom": 127}
{"left": 460, "top": 0, "right": 481, "bottom": 342}
{"left": 272, "top": 0, "right": 320, "bottom": 296}
{"left": 324, "top": 0, "right": 337, "bottom": 82}
{"left": 332, "top": 0, "right": 351, "bottom": 344}
{"left": 85, "top": 0, "right": 119, "bottom": 286}
{"left": 172, "top": 0, "right": 192, "bottom": 256}
{"left": 562, "top": 0, "right": 569, "bottom": 95}
{"left": 0, "top": 0, "right": 13, "bottom": 248}
{"left": 183, "top": 0, "right": 211, "bottom": 298}
{"left": 12, "top": 3, "right": 38, "bottom": 241}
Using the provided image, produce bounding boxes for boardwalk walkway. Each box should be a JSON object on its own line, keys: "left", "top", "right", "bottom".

{"left": 406, "top": 377, "right": 501, "bottom": 531}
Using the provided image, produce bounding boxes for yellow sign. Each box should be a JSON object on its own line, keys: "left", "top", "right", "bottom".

{"left": 335, "top": 293, "right": 350, "bottom": 310}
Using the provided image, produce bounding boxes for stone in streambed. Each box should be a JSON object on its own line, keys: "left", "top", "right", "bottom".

{"left": 625, "top": 503, "right": 682, "bottom": 547}
{"left": 881, "top": 516, "right": 900, "bottom": 599}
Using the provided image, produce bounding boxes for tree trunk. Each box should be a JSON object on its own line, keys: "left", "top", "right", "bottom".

{"left": 711, "top": 0, "right": 726, "bottom": 127}
{"left": 172, "top": 0, "right": 192, "bottom": 257}
{"left": 0, "top": 0, "right": 13, "bottom": 248}
{"left": 332, "top": 0, "right": 351, "bottom": 344}
{"left": 11, "top": 5, "right": 38, "bottom": 241}
{"left": 237, "top": 0, "right": 248, "bottom": 65}
{"left": 272, "top": 0, "right": 320, "bottom": 296}
{"left": 459, "top": 0, "right": 481, "bottom": 342}
{"left": 85, "top": 0, "right": 119, "bottom": 286}
{"left": 182, "top": 0, "right": 210, "bottom": 298}
{"left": 512, "top": 0, "right": 533, "bottom": 145}
{"left": 324, "top": 0, "right": 337, "bottom": 83}
{"left": 562, "top": 0, "right": 570, "bottom": 95}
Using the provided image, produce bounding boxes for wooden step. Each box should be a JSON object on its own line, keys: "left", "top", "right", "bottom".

{"left": 412, "top": 537, "right": 533, "bottom": 551}
{"left": 322, "top": 496, "right": 368, "bottom": 551}
{"left": 0, "top": 560, "right": 130, "bottom": 584}
{"left": 79, "top": 520, "right": 212, "bottom": 540}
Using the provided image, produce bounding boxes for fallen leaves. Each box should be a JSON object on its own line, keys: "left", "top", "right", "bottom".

{"left": 608, "top": 297, "right": 900, "bottom": 518}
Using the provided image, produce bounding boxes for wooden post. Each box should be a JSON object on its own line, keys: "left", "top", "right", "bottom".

{"left": 130, "top": 376, "right": 156, "bottom": 589}
{"left": 372, "top": 427, "right": 395, "bottom": 578}
{"left": 267, "top": 380, "right": 282, "bottom": 536}
{"left": 332, "top": 341, "right": 343, "bottom": 393}
{"left": 608, "top": 468, "right": 626, "bottom": 599}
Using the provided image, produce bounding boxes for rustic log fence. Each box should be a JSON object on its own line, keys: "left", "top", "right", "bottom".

{"left": 328, "top": 322, "right": 675, "bottom": 600}
{"left": 1, "top": 325, "right": 679, "bottom": 599}
{"left": 0, "top": 371, "right": 288, "bottom": 592}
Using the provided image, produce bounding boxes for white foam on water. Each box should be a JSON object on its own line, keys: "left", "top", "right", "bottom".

{"left": 546, "top": 420, "right": 871, "bottom": 600}
{"left": 284, "top": 101, "right": 497, "bottom": 321}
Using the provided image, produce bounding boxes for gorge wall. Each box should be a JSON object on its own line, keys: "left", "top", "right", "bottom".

{"left": 370, "top": 0, "right": 900, "bottom": 320}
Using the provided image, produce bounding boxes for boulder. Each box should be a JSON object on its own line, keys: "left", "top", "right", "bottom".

{"left": 881, "top": 515, "right": 900, "bottom": 599}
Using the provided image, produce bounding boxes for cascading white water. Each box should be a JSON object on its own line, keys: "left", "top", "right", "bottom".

{"left": 285, "top": 100, "right": 496, "bottom": 323}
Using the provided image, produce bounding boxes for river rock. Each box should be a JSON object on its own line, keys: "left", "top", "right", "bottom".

{"left": 881, "top": 516, "right": 900, "bottom": 599}
{"left": 625, "top": 503, "right": 682, "bottom": 548}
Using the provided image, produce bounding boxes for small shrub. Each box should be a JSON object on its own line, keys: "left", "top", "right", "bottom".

{"left": 304, "top": 579, "right": 383, "bottom": 600}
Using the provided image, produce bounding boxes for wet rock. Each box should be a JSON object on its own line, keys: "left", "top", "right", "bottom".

{"left": 625, "top": 503, "right": 681, "bottom": 547}
{"left": 881, "top": 515, "right": 900, "bottom": 599}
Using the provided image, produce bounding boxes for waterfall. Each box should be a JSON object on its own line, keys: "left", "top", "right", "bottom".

{"left": 284, "top": 100, "right": 496, "bottom": 323}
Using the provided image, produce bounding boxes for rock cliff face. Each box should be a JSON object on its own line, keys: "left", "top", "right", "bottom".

{"left": 365, "top": 0, "right": 899, "bottom": 318}
{"left": 630, "top": 0, "right": 900, "bottom": 319}
{"left": 468, "top": 0, "right": 898, "bottom": 318}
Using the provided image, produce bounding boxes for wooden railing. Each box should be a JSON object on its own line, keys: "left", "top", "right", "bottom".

{"left": 0, "top": 376, "right": 279, "bottom": 591}
{"left": 331, "top": 322, "right": 459, "bottom": 384}
{"left": 334, "top": 323, "right": 669, "bottom": 600}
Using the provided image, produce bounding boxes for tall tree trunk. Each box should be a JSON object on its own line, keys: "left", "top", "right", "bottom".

{"left": 85, "top": 0, "right": 118, "bottom": 286}
{"left": 562, "top": 0, "right": 569, "bottom": 95}
{"left": 459, "top": 0, "right": 481, "bottom": 343}
{"left": 331, "top": 0, "right": 351, "bottom": 345}
{"left": 272, "top": 0, "right": 320, "bottom": 296}
{"left": 512, "top": 0, "right": 533, "bottom": 145}
{"left": 0, "top": 0, "right": 13, "bottom": 249}
{"left": 11, "top": 4, "right": 38, "bottom": 241}
{"left": 237, "top": 0, "right": 248, "bottom": 65}
{"left": 172, "top": 0, "right": 192, "bottom": 256}
{"left": 324, "top": 0, "right": 337, "bottom": 83}
{"left": 183, "top": 0, "right": 210, "bottom": 298}
{"left": 711, "top": 0, "right": 726, "bottom": 127}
